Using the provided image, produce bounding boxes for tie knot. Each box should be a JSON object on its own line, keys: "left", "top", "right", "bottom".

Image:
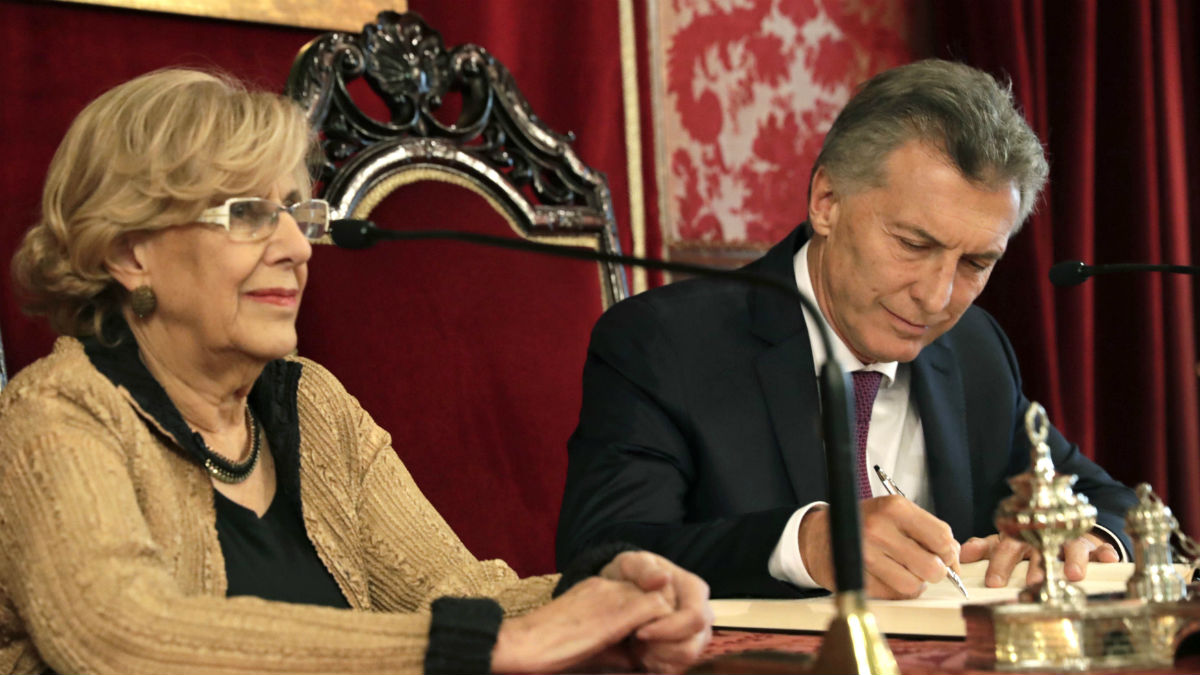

{"left": 852, "top": 370, "right": 884, "bottom": 401}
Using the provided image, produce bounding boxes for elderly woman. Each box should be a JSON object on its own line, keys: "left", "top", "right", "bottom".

{"left": 0, "top": 69, "right": 711, "bottom": 674}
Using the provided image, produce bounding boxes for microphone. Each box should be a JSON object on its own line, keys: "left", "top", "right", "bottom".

{"left": 1048, "top": 260, "right": 1089, "bottom": 287}
{"left": 329, "top": 219, "right": 375, "bottom": 249}
{"left": 1049, "top": 259, "right": 1200, "bottom": 286}
{"left": 329, "top": 218, "right": 867, "bottom": 593}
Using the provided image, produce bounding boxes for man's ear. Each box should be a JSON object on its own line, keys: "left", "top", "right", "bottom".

{"left": 808, "top": 166, "right": 839, "bottom": 237}
{"left": 104, "top": 232, "right": 150, "bottom": 292}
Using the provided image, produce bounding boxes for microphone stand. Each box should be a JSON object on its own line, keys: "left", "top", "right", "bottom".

{"left": 1050, "top": 258, "right": 1200, "bottom": 382}
{"left": 331, "top": 220, "right": 898, "bottom": 674}
{"left": 1049, "top": 259, "right": 1200, "bottom": 287}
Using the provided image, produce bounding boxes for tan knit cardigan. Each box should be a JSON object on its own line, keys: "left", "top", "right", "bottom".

{"left": 0, "top": 338, "right": 556, "bottom": 674}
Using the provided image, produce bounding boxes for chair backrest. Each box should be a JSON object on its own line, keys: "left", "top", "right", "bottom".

{"left": 286, "top": 11, "right": 627, "bottom": 576}
{"left": 0, "top": 324, "right": 7, "bottom": 390}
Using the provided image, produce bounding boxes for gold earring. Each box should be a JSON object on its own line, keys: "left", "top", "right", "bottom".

{"left": 130, "top": 285, "right": 157, "bottom": 318}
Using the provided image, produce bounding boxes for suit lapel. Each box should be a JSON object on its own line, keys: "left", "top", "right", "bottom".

{"left": 746, "top": 225, "right": 827, "bottom": 504}
{"left": 910, "top": 341, "right": 974, "bottom": 539}
{"left": 756, "top": 337, "right": 827, "bottom": 504}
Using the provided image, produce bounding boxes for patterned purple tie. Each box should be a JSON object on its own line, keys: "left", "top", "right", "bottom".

{"left": 852, "top": 371, "right": 884, "bottom": 499}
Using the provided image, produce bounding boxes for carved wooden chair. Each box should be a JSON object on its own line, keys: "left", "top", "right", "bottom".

{"left": 0, "top": 327, "right": 7, "bottom": 390}
{"left": 286, "top": 11, "right": 628, "bottom": 576}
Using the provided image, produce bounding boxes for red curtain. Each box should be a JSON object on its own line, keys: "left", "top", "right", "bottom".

{"left": 930, "top": 0, "right": 1200, "bottom": 535}
{"left": 0, "top": 1, "right": 321, "bottom": 373}
{"left": 295, "top": 182, "right": 606, "bottom": 577}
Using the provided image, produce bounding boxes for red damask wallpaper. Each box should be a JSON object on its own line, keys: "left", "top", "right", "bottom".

{"left": 652, "top": 0, "right": 917, "bottom": 257}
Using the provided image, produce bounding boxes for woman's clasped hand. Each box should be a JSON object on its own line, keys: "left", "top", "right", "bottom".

{"left": 494, "top": 552, "right": 713, "bottom": 673}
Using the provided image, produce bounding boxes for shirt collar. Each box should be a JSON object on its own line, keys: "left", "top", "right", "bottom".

{"left": 793, "top": 240, "right": 899, "bottom": 386}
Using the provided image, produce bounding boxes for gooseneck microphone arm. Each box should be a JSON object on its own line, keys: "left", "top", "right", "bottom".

{"left": 330, "top": 218, "right": 866, "bottom": 594}
{"left": 1049, "top": 260, "right": 1200, "bottom": 287}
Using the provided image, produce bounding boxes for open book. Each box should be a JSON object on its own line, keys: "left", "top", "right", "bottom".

{"left": 711, "top": 561, "right": 1160, "bottom": 638}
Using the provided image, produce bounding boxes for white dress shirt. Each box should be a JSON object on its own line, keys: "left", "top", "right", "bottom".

{"left": 767, "top": 240, "right": 929, "bottom": 588}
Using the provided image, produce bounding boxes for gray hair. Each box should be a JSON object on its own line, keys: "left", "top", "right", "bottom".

{"left": 813, "top": 59, "right": 1048, "bottom": 228}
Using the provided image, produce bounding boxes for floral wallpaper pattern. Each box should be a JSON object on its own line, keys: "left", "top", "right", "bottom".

{"left": 655, "top": 0, "right": 915, "bottom": 248}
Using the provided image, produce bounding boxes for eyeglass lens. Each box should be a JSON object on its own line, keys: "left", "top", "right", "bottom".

{"left": 292, "top": 201, "right": 329, "bottom": 239}
{"left": 228, "top": 199, "right": 328, "bottom": 240}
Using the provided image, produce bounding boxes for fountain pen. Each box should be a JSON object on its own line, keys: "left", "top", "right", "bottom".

{"left": 873, "top": 464, "right": 970, "bottom": 599}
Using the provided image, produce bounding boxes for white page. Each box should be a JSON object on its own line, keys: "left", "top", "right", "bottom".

{"left": 710, "top": 561, "right": 1168, "bottom": 637}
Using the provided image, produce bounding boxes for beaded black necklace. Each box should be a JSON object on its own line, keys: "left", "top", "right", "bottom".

{"left": 200, "top": 407, "right": 261, "bottom": 484}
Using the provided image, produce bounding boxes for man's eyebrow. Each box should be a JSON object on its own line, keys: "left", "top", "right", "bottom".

{"left": 893, "top": 223, "right": 945, "bottom": 247}
{"left": 971, "top": 249, "right": 1005, "bottom": 262}
{"left": 894, "top": 222, "right": 1005, "bottom": 261}
{"left": 283, "top": 189, "right": 303, "bottom": 203}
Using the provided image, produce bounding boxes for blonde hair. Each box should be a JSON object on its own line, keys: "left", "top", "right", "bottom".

{"left": 12, "top": 68, "right": 313, "bottom": 337}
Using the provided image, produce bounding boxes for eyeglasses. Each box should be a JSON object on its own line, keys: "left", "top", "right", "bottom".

{"left": 196, "top": 197, "right": 330, "bottom": 242}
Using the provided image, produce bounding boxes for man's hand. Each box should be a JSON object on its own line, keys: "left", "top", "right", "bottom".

{"left": 599, "top": 551, "right": 714, "bottom": 674}
{"left": 960, "top": 532, "right": 1120, "bottom": 587}
{"left": 798, "top": 495, "right": 961, "bottom": 599}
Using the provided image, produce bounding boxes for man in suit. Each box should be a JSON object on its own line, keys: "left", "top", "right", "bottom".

{"left": 556, "top": 59, "right": 1137, "bottom": 599}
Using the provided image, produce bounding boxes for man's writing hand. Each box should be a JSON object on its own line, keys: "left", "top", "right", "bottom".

{"left": 798, "top": 495, "right": 962, "bottom": 599}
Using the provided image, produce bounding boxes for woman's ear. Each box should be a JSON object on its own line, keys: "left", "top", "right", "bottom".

{"left": 808, "top": 166, "right": 840, "bottom": 237}
{"left": 104, "top": 232, "right": 150, "bottom": 292}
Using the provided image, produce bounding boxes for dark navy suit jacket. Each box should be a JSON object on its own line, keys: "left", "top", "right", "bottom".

{"left": 556, "top": 224, "right": 1137, "bottom": 598}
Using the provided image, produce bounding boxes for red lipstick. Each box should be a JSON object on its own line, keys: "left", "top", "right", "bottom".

{"left": 245, "top": 288, "right": 299, "bottom": 307}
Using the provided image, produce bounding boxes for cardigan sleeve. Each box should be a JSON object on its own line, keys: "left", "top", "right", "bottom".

{"left": 356, "top": 437, "right": 558, "bottom": 616}
{"left": 293, "top": 358, "right": 558, "bottom": 618}
{"left": 0, "top": 376, "right": 510, "bottom": 675}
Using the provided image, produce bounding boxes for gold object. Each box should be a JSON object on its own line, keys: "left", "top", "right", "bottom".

{"left": 130, "top": 284, "right": 157, "bottom": 318}
{"left": 809, "top": 591, "right": 900, "bottom": 675}
{"left": 994, "top": 403, "right": 1097, "bottom": 607}
{"left": 964, "top": 402, "right": 1200, "bottom": 671}
{"left": 617, "top": 0, "right": 648, "bottom": 295}
{"left": 54, "top": 0, "right": 405, "bottom": 32}
{"left": 964, "top": 598, "right": 1187, "bottom": 672}
{"left": 1126, "top": 483, "right": 1189, "bottom": 602}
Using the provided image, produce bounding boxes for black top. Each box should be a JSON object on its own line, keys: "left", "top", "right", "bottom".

{"left": 83, "top": 317, "right": 347, "bottom": 608}
{"left": 214, "top": 488, "right": 349, "bottom": 607}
